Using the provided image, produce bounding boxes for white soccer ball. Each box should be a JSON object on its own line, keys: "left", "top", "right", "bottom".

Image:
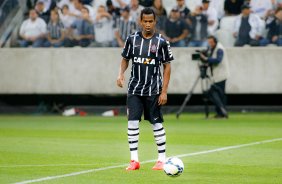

{"left": 163, "top": 157, "right": 184, "bottom": 177}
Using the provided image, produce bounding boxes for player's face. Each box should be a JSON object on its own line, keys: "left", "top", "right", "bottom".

{"left": 140, "top": 14, "right": 156, "bottom": 34}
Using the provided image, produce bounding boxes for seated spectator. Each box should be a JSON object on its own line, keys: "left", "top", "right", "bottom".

{"left": 26, "top": 0, "right": 56, "bottom": 13}
{"left": 114, "top": 6, "right": 137, "bottom": 47}
{"left": 65, "top": 6, "right": 94, "bottom": 47}
{"left": 44, "top": 10, "right": 65, "bottom": 47}
{"left": 139, "top": 0, "right": 153, "bottom": 7}
{"left": 129, "top": 0, "right": 144, "bottom": 23}
{"left": 92, "top": 5, "right": 114, "bottom": 47}
{"left": 187, "top": 6, "right": 209, "bottom": 47}
{"left": 151, "top": 0, "right": 167, "bottom": 31}
{"left": 261, "top": 8, "right": 282, "bottom": 46}
{"left": 161, "top": 8, "right": 189, "bottom": 47}
{"left": 106, "top": 0, "right": 121, "bottom": 21}
{"left": 59, "top": 4, "right": 76, "bottom": 29}
{"left": 209, "top": 0, "right": 225, "bottom": 19}
{"left": 233, "top": 3, "right": 264, "bottom": 46}
{"left": 224, "top": 0, "right": 244, "bottom": 16}
{"left": 111, "top": 0, "right": 130, "bottom": 8}
{"left": 250, "top": 0, "right": 273, "bottom": 19}
{"left": 175, "top": 0, "right": 190, "bottom": 19}
{"left": 19, "top": 9, "right": 47, "bottom": 47}
{"left": 57, "top": 0, "right": 77, "bottom": 13}
{"left": 200, "top": 0, "right": 218, "bottom": 35}
{"left": 73, "top": 0, "right": 96, "bottom": 21}
{"left": 35, "top": 1, "right": 50, "bottom": 23}
{"left": 39, "top": 0, "right": 56, "bottom": 13}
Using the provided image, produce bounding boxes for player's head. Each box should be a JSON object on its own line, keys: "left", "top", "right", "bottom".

{"left": 140, "top": 8, "right": 156, "bottom": 34}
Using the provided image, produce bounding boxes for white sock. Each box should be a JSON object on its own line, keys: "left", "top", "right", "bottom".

{"left": 152, "top": 123, "right": 166, "bottom": 162}
{"left": 128, "top": 120, "right": 139, "bottom": 162}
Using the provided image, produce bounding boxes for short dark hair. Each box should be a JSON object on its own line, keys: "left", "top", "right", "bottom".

{"left": 140, "top": 7, "right": 156, "bottom": 20}
{"left": 81, "top": 6, "right": 89, "bottom": 13}
{"left": 207, "top": 35, "right": 218, "bottom": 43}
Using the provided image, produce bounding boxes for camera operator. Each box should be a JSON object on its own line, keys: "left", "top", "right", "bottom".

{"left": 199, "top": 35, "right": 230, "bottom": 119}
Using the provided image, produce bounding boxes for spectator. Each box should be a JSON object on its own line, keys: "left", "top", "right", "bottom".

{"left": 19, "top": 9, "right": 47, "bottom": 47}
{"left": 57, "top": 0, "right": 77, "bottom": 13}
{"left": 187, "top": 6, "right": 209, "bottom": 47}
{"left": 35, "top": 1, "right": 50, "bottom": 23}
{"left": 233, "top": 3, "right": 264, "bottom": 46}
{"left": 111, "top": 0, "right": 130, "bottom": 8}
{"left": 73, "top": 0, "right": 96, "bottom": 21}
{"left": 59, "top": 4, "right": 76, "bottom": 29}
{"left": 92, "top": 5, "right": 114, "bottom": 47}
{"left": 139, "top": 0, "right": 153, "bottom": 7}
{"left": 65, "top": 6, "right": 94, "bottom": 47}
{"left": 106, "top": 0, "right": 121, "bottom": 21}
{"left": 129, "top": 0, "right": 144, "bottom": 23}
{"left": 44, "top": 10, "right": 65, "bottom": 47}
{"left": 114, "top": 6, "right": 137, "bottom": 47}
{"left": 161, "top": 8, "right": 189, "bottom": 47}
{"left": 39, "top": 0, "right": 56, "bottom": 13}
{"left": 209, "top": 0, "right": 225, "bottom": 19}
{"left": 200, "top": 0, "right": 218, "bottom": 35}
{"left": 224, "top": 0, "right": 245, "bottom": 16}
{"left": 175, "top": 0, "right": 190, "bottom": 19}
{"left": 261, "top": 8, "right": 282, "bottom": 46}
{"left": 151, "top": 0, "right": 167, "bottom": 31}
{"left": 250, "top": 0, "right": 273, "bottom": 19}
{"left": 26, "top": 0, "right": 56, "bottom": 13}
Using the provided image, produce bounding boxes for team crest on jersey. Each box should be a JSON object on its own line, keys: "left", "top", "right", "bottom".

{"left": 150, "top": 44, "right": 157, "bottom": 53}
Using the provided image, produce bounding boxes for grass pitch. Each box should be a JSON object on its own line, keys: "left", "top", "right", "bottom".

{"left": 0, "top": 113, "right": 282, "bottom": 184}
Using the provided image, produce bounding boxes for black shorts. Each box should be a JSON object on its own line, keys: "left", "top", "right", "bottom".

{"left": 127, "top": 94, "right": 164, "bottom": 124}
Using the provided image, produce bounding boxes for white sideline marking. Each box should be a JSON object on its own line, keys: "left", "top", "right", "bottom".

{"left": 13, "top": 138, "right": 282, "bottom": 184}
{"left": 0, "top": 164, "right": 113, "bottom": 168}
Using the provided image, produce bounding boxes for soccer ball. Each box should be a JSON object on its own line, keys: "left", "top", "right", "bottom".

{"left": 163, "top": 157, "right": 184, "bottom": 177}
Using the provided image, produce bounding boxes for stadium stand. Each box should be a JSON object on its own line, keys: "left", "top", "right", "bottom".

{"left": 0, "top": 0, "right": 282, "bottom": 48}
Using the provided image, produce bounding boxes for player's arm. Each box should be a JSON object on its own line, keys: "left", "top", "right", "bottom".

{"left": 158, "top": 40, "right": 174, "bottom": 105}
{"left": 117, "top": 58, "right": 129, "bottom": 88}
{"left": 158, "top": 63, "right": 171, "bottom": 105}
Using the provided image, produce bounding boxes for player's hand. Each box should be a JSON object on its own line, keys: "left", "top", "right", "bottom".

{"left": 117, "top": 74, "right": 125, "bottom": 88}
{"left": 158, "top": 92, "right": 167, "bottom": 106}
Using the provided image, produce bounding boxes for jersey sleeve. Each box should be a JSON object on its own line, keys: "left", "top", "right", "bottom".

{"left": 121, "top": 36, "right": 132, "bottom": 60}
{"left": 161, "top": 40, "right": 174, "bottom": 64}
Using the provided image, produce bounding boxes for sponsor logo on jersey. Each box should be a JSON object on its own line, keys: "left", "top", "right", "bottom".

{"left": 133, "top": 57, "right": 156, "bottom": 65}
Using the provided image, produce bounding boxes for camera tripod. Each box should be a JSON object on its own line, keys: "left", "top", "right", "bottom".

{"left": 176, "top": 65, "right": 228, "bottom": 119}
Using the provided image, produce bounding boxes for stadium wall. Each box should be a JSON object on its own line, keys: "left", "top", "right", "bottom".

{"left": 0, "top": 48, "right": 281, "bottom": 94}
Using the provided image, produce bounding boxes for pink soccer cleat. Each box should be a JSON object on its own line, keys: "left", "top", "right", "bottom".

{"left": 152, "top": 161, "right": 164, "bottom": 170}
{"left": 126, "top": 160, "right": 140, "bottom": 171}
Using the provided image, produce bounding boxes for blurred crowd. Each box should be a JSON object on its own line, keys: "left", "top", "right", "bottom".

{"left": 16, "top": 0, "right": 282, "bottom": 47}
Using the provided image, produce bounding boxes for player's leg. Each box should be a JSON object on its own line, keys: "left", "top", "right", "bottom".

{"left": 144, "top": 95, "right": 166, "bottom": 170}
{"left": 126, "top": 95, "right": 143, "bottom": 170}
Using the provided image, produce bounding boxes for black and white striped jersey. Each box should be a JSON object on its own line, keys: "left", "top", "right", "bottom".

{"left": 121, "top": 31, "right": 174, "bottom": 96}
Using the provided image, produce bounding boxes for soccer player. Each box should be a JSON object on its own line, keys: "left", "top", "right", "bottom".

{"left": 116, "top": 7, "right": 174, "bottom": 171}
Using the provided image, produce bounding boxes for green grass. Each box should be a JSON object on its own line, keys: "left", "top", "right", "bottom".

{"left": 0, "top": 113, "right": 282, "bottom": 184}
